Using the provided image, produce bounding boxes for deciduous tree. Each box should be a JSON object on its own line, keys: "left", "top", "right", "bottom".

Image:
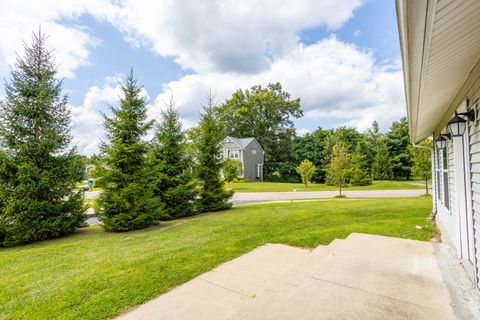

{"left": 296, "top": 159, "right": 317, "bottom": 187}
{"left": 408, "top": 140, "right": 432, "bottom": 195}
{"left": 216, "top": 83, "right": 302, "bottom": 163}
{"left": 326, "top": 142, "right": 351, "bottom": 196}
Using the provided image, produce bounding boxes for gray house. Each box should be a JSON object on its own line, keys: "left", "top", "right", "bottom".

{"left": 221, "top": 136, "right": 264, "bottom": 182}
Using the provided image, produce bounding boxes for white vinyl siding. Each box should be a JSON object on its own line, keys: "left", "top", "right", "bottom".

{"left": 448, "top": 140, "right": 455, "bottom": 213}
{"left": 469, "top": 118, "right": 480, "bottom": 287}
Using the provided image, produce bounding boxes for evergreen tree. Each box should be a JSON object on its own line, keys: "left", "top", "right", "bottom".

{"left": 372, "top": 140, "right": 393, "bottom": 180}
{"left": 386, "top": 117, "right": 412, "bottom": 179}
{"left": 0, "top": 32, "right": 85, "bottom": 246}
{"left": 98, "top": 71, "right": 161, "bottom": 231}
{"left": 196, "top": 95, "right": 233, "bottom": 212}
{"left": 149, "top": 102, "right": 197, "bottom": 219}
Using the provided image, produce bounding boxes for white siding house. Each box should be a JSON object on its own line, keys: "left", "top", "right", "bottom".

{"left": 397, "top": 0, "right": 480, "bottom": 289}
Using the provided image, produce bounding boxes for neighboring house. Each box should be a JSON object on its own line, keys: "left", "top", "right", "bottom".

{"left": 221, "top": 136, "right": 264, "bottom": 181}
{"left": 397, "top": 0, "right": 480, "bottom": 291}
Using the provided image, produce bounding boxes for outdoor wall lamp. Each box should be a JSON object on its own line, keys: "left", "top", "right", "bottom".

{"left": 435, "top": 134, "right": 450, "bottom": 149}
{"left": 447, "top": 110, "right": 476, "bottom": 137}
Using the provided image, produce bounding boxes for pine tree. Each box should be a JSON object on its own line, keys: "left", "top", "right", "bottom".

{"left": 372, "top": 140, "right": 393, "bottom": 180}
{"left": 196, "top": 95, "right": 233, "bottom": 212}
{"left": 0, "top": 32, "right": 85, "bottom": 246}
{"left": 98, "top": 71, "right": 161, "bottom": 231}
{"left": 149, "top": 101, "right": 197, "bottom": 219}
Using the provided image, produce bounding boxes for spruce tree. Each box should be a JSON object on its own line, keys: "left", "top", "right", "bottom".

{"left": 98, "top": 71, "right": 161, "bottom": 231}
{"left": 0, "top": 32, "right": 85, "bottom": 246}
{"left": 196, "top": 96, "right": 233, "bottom": 212}
{"left": 149, "top": 102, "right": 197, "bottom": 219}
{"left": 372, "top": 141, "right": 393, "bottom": 180}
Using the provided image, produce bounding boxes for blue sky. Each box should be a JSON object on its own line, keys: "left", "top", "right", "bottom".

{"left": 0, "top": 0, "right": 405, "bottom": 155}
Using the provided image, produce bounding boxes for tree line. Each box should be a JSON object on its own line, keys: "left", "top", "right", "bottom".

{"left": 0, "top": 33, "right": 232, "bottom": 246}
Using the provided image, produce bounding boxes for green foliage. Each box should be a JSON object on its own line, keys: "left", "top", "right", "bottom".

{"left": 223, "top": 159, "right": 241, "bottom": 186}
{"left": 292, "top": 128, "right": 333, "bottom": 182}
{"left": 408, "top": 140, "right": 432, "bottom": 195}
{"left": 372, "top": 139, "right": 393, "bottom": 180}
{"left": 349, "top": 153, "right": 372, "bottom": 186}
{"left": 386, "top": 117, "right": 412, "bottom": 180}
{"left": 264, "top": 161, "right": 299, "bottom": 182}
{"left": 196, "top": 96, "right": 234, "bottom": 212}
{"left": 325, "top": 142, "right": 351, "bottom": 195}
{"left": 295, "top": 159, "right": 317, "bottom": 187}
{"left": 149, "top": 102, "right": 198, "bottom": 219}
{"left": 98, "top": 71, "right": 162, "bottom": 231}
{"left": 0, "top": 32, "right": 86, "bottom": 246}
{"left": 216, "top": 82, "right": 302, "bottom": 164}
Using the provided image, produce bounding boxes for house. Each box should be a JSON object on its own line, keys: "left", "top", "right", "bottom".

{"left": 221, "top": 136, "right": 264, "bottom": 181}
{"left": 396, "top": 0, "right": 480, "bottom": 291}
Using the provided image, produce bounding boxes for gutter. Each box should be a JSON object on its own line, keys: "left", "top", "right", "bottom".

{"left": 412, "top": 141, "right": 436, "bottom": 219}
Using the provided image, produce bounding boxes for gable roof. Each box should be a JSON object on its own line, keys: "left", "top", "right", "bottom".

{"left": 223, "top": 136, "right": 257, "bottom": 149}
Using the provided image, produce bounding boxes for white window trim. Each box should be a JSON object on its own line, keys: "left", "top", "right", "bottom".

{"left": 229, "top": 150, "right": 240, "bottom": 159}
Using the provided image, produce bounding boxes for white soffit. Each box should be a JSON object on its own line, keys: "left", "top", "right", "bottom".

{"left": 397, "top": 0, "right": 480, "bottom": 142}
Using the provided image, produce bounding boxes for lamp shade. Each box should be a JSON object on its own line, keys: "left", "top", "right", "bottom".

{"left": 435, "top": 135, "right": 447, "bottom": 149}
{"left": 447, "top": 114, "right": 467, "bottom": 137}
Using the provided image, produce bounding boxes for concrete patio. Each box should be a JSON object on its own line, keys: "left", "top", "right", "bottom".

{"left": 117, "top": 233, "right": 478, "bottom": 319}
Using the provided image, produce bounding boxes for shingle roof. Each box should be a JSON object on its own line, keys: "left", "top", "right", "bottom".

{"left": 225, "top": 136, "right": 255, "bottom": 149}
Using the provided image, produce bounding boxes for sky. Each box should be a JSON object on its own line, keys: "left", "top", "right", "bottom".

{"left": 0, "top": 0, "right": 405, "bottom": 155}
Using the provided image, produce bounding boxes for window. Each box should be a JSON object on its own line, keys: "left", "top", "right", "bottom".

{"left": 229, "top": 150, "right": 239, "bottom": 159}
{"left": 256, "top": 164, "right": 262, "bottom": 179}
{"left": 436, "top": 145, "right": 449, "bottom": 210}
{"left": 252, "top": 150, "right": 257, "bottom": 155}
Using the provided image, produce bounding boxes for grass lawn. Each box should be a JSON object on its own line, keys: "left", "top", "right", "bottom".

{"left": 229, "top": 180, "right": 427, "bottom": 192}
{"left": 0, "top": 197, "right": 434, "bottom": 320}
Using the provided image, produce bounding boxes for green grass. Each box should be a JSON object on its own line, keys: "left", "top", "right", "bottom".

{"left": 229, "top": 180, "right": 426, "bottom": 192}
{"left": 0, "top": 197, "right": 434, "bottom": 320}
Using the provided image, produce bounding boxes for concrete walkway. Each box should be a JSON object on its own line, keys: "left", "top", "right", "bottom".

{"left": 116, "top": 233, "right": 478, "bottom": 319}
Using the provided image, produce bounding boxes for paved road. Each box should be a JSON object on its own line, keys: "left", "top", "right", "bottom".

{"left": 85, "top": 189, "right": 427, "bottom": 226}
{"left": 231, "top": 189, "right": 427, "bottom": 204}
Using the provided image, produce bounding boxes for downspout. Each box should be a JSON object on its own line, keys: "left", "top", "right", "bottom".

{"left": 412, "top": 141, "right": 436, "bottom": 219}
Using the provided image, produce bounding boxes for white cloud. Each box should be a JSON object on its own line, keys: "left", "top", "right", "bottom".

{"left": 70, "top": 76, "right": 123, "bottom": 155}
{"left": 70, "top": 75, "right": 153, "bottom": 155}
{"left": 0, "top": 0, "right": 115, "bottom": 79}
{"left": 108, "top": 0, "right": 364, "bottom": 73}
{"left": 153, "top": 37, "right": 405, "bottom": 134}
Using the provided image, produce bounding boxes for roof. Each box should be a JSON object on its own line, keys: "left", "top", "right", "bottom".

{"left": 396, "top": 0, "right": 480, "bottom": 142}
{"left": 223, "top": 136, "right": 257, "bottom": 149}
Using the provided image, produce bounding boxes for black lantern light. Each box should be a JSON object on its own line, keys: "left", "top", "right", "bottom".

{"left": 435, "top": 134, "right": 448, "bottom": 149}
{"left": 447, "top": 109, "right": 476, "bottom": 137}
